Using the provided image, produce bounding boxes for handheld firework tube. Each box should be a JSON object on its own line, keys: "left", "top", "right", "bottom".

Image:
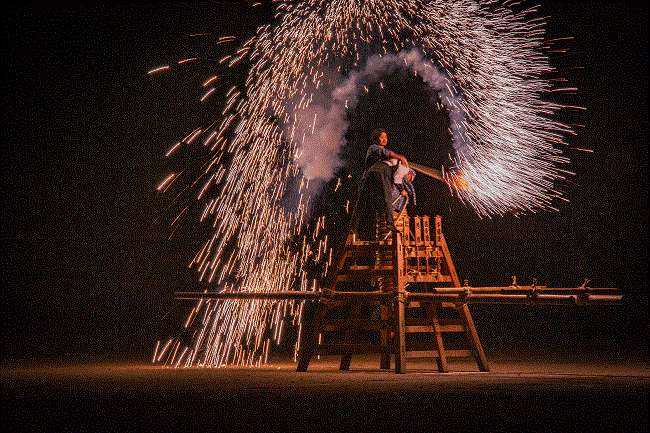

{"left": 408, "top": 162, "right": 469, "bottom": 192}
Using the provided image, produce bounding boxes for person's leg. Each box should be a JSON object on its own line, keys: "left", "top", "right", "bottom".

{"left": 350, "top": 176, "right": 370, "bottom": 232}
{"left": 376, "top": 164, "right": 396, "bottom": 225}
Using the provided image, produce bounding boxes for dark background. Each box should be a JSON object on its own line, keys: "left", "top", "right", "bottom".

{"left": 2, "top": 1, "right": 647, "bottom": 364}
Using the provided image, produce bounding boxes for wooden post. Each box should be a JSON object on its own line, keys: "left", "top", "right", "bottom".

{"left": 394, "top": 291, "right": 407, "bottom": 374}
{"left": 422, "top": 216, "right": 430, "bottom": 243}
{"left": 404, "top": 215, "right": 411, "bottom": 245}
{"left": 393, "top": 230, "right": 407, "bottom": 373}
{"left": 339, "top": 299, "right": 362, "bottom": 370}
{"left": 379, "top": 301, "right": 391, "bottom": 369}
{"left": 423, "top": 216, "right": 431, "bottom": 275}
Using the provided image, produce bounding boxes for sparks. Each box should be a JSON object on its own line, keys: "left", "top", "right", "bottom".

{"left": 147, "top": 65, "right": 170, "bottom": 75}
{"left": 157, "top": 173, "right": 175, "bottom": 191}
{"left": 155, "top": 0, "right": 577, "bottom": 368}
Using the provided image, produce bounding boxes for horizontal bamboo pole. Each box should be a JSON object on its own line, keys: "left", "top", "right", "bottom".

{"left": 175, "top": 290, "right": 624, "bottom": 305}
{"left": 174, "top": 291, "right": 321, "bottom": 300}
{"left": 427, "top": 286, "right": 620, "bottom": 294}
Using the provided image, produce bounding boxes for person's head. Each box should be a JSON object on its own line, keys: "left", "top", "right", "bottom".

{"left": 371, "top": 128, "right": 388, "bottom": 147}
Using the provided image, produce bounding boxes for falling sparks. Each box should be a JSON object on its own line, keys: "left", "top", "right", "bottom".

{"left": 148, "top": 65, "right": 170, "bottom": 75}
{"left": 156, "top": 173, "right": 175, "bottom": 191}
{"left": 155, "top": 0, "right": 577, "bottom": 368}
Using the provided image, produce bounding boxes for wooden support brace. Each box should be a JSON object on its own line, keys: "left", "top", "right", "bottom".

{"left": 379, "top": 302, "right": 392, "bottom": 369}
{"left": 458, "top": 303, "right": 490, "bottom": 371}
{"left": 297, "top": 300, "right": 329, "bottom": 371}
{"left": 339, "top": 299, "right": 362, "bottom": 370}
{"left": 424, "top": 302, "right": 448, "bottom": 372}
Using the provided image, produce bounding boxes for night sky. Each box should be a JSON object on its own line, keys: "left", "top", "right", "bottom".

{"left": 2, "top": 1, "right": 647, "bottom": 364}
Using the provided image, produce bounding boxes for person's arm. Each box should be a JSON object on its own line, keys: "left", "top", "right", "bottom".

{"left": 367, "top": 145, "right": 407, "bottom": 169}
{"left": 388, "top": 150, "right": 407, "bottom": 166}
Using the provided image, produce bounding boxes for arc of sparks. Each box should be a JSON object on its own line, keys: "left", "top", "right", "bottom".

{"left": 157, "top": 0, "right": 577, "bottom": 368}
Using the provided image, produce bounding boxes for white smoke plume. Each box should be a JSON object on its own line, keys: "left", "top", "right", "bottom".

{"left": 289, "top": 48, "right": 466, "bottom": 181}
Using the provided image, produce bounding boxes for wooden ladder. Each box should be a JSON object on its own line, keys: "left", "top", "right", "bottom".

{"left": 297, "top": 214, "right": 489, "bottom": 373}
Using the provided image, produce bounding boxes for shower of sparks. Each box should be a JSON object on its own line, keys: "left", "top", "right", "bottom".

{"left": 154, "top": 0, "right": 577, "bottom": 367}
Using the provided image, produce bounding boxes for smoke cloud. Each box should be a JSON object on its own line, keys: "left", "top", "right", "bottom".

{"left": 289, "top": 48, "right": 467, "bottom": 181}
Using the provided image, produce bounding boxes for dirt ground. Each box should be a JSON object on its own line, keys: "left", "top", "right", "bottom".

{"left": 2, "top": 352, "right": 647, "bottom": 432}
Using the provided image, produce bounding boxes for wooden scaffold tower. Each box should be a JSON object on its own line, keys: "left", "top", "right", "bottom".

{"left": 174, "top": 211, "right": 623, "bottom": 373}
{"left": 296, "top": 212, "right": 490, "bottom": 373}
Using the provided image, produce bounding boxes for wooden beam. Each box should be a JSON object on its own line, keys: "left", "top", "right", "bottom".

{"left": 174, "top": 291, "right": 320, "bottom": 300}
{"left": 174, "top": 290, "right": 624, "bottom": 305}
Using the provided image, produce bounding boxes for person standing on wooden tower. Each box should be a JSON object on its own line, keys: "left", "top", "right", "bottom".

{"left": 349, "top": 128, "right": 409, "bottom": 236}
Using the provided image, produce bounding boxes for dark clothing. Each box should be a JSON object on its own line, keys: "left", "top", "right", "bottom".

{"left": 351, "top": 161, "right": 398, "bottom": 230}
{"left": 350, "top": 143, "right": 398, "bottom": 237}
{"left": 363, "top": 144, "right": 391, "bottom": 177}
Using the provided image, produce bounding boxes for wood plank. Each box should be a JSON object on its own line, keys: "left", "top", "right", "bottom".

{"left": 404, "top": 248, "right": 443, "bottom": 257}
{"left": 403, "top": 274, "right": 453, "bottom": 283}
{"left": 404, "top": 324, "right": 465, "bottom": 333}
{"left": 405, "top": 349, "right": 473, "bottom": 358}
{"left": 347, "top": 265, "right": 394, "bottom": 270}
{"left": 314, "top": 343, "right": 384, "bottom": 355}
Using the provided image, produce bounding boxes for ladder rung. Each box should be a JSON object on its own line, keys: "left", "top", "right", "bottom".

{"left": 315, "top": 343, "right": 383, "bottom": 355}
{"left": 321, "top": 319, "right": 391, "bottom": 332}
{"left": 405, "top": 349, "right": 473, "bottom": 358}
{"left": 404, "top": 275, "right": 453, "bottom": 283}
{"left": 347, "top": 241, "right": 394, "bottom": 247}
{"left": 337, "top": 272, "right": 394, "bottom": 282}
{"left": 404, "top": 325, "right": 465, "bottom": 333}
{"left": 403, "top": 241, "right": 435, "bottom": 247}
{"left": 347, "top": 265, "right": 394, "bottom": 271}
{"left": 406, "top": 301, "right": 458, "bottom": 308}
{"left": 406, "top": 316, "right": 463, "bottom": 325}
{"left": 403, "top": 315, "right": 466, "bottom": 331}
